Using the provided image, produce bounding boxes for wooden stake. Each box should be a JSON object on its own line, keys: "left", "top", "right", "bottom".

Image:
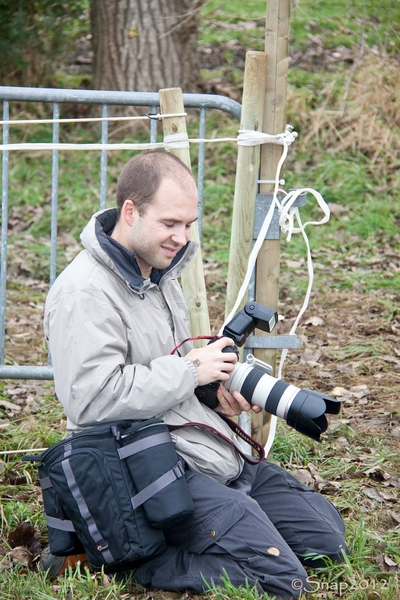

{"left": 225, "top": 52, "right": 267, "bottom": 317}
{"left": 159, "top": 87, "right": 210, "bottom": 337}
{"left": 252, "top": 0, "right": 291, "bottom": 447}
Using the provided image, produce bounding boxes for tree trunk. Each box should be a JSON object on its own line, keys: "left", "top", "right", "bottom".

{"left": 90, "top": 0, "right": 201, "bottom": 93}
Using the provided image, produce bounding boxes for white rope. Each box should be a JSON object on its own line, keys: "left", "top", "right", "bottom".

{"left": 0, "top": 139, "right": 240, "bottom": 151}
{"left": 259, "top": 179, "right": 285, "bottom": 185}
{"left": 264, "top": 217, "right": 318, "bottom": 455}
{"left": 0, "top": 124, "right": 299, "bottom": 152}
{"left": 0, "top": 132, "right": 193, "bottom": 152}
{"left": 164, "top": 132, "right": 190, "bottom": 150}
{"left": 217, "top": 129, "right": 330, "bottom": 455}
{"left": 0, "top": 112, "right": 187, "bottom": 126}
{"left": 0, "top": 137, "right": 236, "bottom": 152}
{"left": 238, "top": 125, "right": 298, "bottom": 147}
{"left": 220, "top": 136, "right": 292, "bottom": 329}
{"left": 263, "top": 192, "right": 329, "bottom": 456}
{"left": 0, "top": 447, "right": 47, "bottom": 455}
{"left": 189, "top": 137, "right": 239, "bottom": 144}
{"left": 0, "top": 142, "right": 165, "bottom": 151}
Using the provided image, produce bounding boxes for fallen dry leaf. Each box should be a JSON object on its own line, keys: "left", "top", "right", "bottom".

{"left": 389, "top": 511, "right": 400, "bottom": 525}
{"left": 362, "top": 487, "right": 386, "bottom": 503}
{"left": 6, "top": 546, "right": 31, "bottom": 567}
{"left": 331, "top": 386, "right": 352, "bottom": 398}
{"left": 304, "top": 316, "right": 325, "bottom": 326}
{"left": 365, "top": 466, "right": 391, "bottom": 482}
{"left": 379, "top": 553, "right": 399, "bottom": 572}
{"left": 0, "top": 399, "right": 21, "bottom": 411}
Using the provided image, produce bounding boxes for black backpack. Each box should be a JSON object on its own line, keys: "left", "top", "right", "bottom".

{"left": 26, "top": 419, "right": 194, "bottom": 572}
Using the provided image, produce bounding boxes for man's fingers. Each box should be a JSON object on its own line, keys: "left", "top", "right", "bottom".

{"left": 213, "top": 336, "right": 235, "bottom": 349}
{"left": 216, "top": 387, "right": 252, "bottom": 416}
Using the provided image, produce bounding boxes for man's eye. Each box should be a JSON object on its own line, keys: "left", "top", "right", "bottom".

{"left": 162, "top": 222, "right": 192, "bottom": 229}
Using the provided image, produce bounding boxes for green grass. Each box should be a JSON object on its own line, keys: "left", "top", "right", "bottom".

{"left": 198, "top": 0, "right": 400, "bottom": 88}
{"left": 0, "top": 565, "right": 128, "bottom": 600}
{"left": 269, "top": 422, "right": 400, "bottom": 599}
{"left": 2, "top": 403, "right": 399, "bottom": 599}
{"left": 205, "top": 570, "right": 276, "bottom": 600}
{"left": 4, "top": 92, "right": 399, "bottom": 293}
{"left": 1, "top": 1, "right": 400, "bottom": 598}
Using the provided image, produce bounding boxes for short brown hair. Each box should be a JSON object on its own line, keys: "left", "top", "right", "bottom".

{"left": 116, "top": 151, "right": 195, "bottom": 219}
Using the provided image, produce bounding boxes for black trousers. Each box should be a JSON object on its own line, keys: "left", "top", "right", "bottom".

{"left": 133, "top": 460, "right": 348, "bottom": 599}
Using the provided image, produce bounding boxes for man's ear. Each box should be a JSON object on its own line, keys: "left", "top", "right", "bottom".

{"left": 121, "top": 199, "right": 139, "bottom": 226}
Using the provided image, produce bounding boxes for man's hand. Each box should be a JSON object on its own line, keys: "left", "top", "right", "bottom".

{"left": 214, "top": 385, "right": 263, "bottom": 417}
{"left": 186, "top": 338, "right": 263, "bottom": 417}
{"left": 186, "top": 337, "right": 238, "bottom": 387}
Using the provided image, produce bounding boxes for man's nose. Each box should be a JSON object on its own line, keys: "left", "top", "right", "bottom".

{"left": 171, "top": 226, "right": 189, "bottom": 246}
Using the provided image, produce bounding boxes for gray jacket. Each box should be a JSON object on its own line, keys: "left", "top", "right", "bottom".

{"left": 44, "top": 208, "right": 244, "bottom": 484}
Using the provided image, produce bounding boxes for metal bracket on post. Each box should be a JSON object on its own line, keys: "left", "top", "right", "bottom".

{"left": 254, "top": 191, "right": 307, "bottom": 239}
{"left": 246, "top": 191, "right": 307, "bottom": 353}
{"left": 245, "top": 334, "right": 300, "bottom": 351}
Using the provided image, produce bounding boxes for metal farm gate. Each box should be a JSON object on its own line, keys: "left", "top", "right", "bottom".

{"left": 0, "top": 86, "right": 242, "bottom": 381}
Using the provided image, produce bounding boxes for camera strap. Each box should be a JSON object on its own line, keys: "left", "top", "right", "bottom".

{"left": 168, "top": 415, "right": 265, "bottom": 465}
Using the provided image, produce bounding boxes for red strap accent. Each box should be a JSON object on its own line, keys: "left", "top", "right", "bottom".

{"left": 168, "top": 416, "right": 265, "bottom": 465}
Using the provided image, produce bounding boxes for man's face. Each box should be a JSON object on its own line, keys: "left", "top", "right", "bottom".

{"left": 127, "top": 177, "right": 198, "bottom": 276}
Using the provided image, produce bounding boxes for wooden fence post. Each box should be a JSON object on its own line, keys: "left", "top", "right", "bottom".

{"left": 251, "top": 0, "right": 291, "bottom": 446}
{"left": 225, "top": 52, "right": 267, "bottom": 317}
{"left": 159, "top": 87, "right": 211, "bottom": 337}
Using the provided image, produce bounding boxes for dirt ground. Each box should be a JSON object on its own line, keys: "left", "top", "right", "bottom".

{"left": 4, "top": 277, "right": 400, "bottom": 444}
{"left": 3, "top": 265, "right": 399, "bottom": 462}
{"left": 1, "top": 232, "right": 400, "bottom": 598}
{"left": 278, "top": 287, "right": 400, "bottom": 445}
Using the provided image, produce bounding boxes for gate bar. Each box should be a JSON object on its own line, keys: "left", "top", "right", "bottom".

{"left": 0, "top": 87, "right": 241, "bottom": 121}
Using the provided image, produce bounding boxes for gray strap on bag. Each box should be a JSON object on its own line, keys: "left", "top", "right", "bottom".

{"left": 131, "top": 461, "right": 185, "bottom": 509}
{"left": 40, "top": 476, "right": 76, "bottom": 533}
{"left": 117, "top": 431, "right": 171, "bottom": 460}
{"left": 61, "top": 458, "right": 115, "bottom": 564}
{"left": 45, "top": 514, "right": 76, "bottom": 532}
{"left": 39, "top": 476, "right": 52, "bottom": 490}
{"left": 117, "top": 429, "right": 184, "bottom": 509}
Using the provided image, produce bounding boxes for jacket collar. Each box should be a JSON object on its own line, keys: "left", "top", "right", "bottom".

{"left": 80, "top": 208, "right": 198, "bottom": 292}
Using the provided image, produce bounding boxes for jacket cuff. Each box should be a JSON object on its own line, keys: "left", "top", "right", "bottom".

{"left": 183, "top": 357, "right": 199, "bottom": 387}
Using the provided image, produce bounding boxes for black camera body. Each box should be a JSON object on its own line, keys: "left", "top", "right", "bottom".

{"left": 195, "top": 302, "right": 277, "bottom": 409}
{"left": 194, "top": 345, "right": 238, "bottom": 408}
{"left": 195, "top": 301, "right": 340, "bottom": 442}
